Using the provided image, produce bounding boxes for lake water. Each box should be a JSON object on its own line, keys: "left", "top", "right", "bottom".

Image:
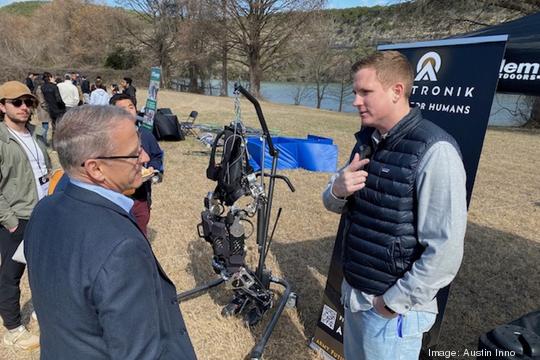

{"left": 179, "top": 80, "right": 532, "bottom": 127}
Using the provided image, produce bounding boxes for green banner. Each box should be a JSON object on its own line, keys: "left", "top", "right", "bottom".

{"left": 142, "top": 67, "right": 161, "bottom": 131}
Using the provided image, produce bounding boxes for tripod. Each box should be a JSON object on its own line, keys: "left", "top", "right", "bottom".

{"left": 177, "top": 84, "right": 297, "bottom": 360}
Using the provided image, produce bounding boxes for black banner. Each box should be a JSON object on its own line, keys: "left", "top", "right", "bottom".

{"left": 497, "top": 54, "right": 540, "bottom": 95}
{"left": 311, "top": 35, "right": 507, "bottom": 359}
{"left": 459, "top": 12, "right": 540, "bottom": 96}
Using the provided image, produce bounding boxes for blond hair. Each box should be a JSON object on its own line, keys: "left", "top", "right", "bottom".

{"left": 352, "top": 51, "right": 414, "bottom": 98}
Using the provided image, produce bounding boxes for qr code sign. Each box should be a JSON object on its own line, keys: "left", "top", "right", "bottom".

{"left": 321, "top": 304, "right": 337, "bottom": 330}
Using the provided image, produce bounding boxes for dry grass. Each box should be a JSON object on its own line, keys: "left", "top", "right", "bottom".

{"left": 2, "top": 90, "right": 539, "bottom": 359}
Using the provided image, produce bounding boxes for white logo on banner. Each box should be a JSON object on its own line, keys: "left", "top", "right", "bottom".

{"left": 499, "top": 59, "right": 539, "bottom": 81}
{"left": 415, "top": 52, "right": 441, "bottom": 81}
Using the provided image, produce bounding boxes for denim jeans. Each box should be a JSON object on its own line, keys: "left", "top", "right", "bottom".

{"left": 344, "top": 306, "right": 436, "bottom": 360}
{"left": 41, "top": 122, "right": 49, "bottom": 145}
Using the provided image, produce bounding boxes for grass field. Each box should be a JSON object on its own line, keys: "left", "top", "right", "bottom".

{"left": 1, "top": 90, "right": 539, "bottom": 359}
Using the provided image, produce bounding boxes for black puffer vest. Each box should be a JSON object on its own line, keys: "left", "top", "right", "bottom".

{"left": 341, "top": 107, "right": 460, "bottom": 295}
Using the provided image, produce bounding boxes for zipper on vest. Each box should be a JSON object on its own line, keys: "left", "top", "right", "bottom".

{"left": 371, "top": 138, "right": 384, "bottom": 188}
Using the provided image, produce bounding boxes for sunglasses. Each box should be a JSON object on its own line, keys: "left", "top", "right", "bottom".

{"left": 6, "top": 98, "right": 37, "bottom": 108}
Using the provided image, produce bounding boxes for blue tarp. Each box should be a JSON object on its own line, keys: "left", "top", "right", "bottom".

{"left": 246, "top": 135, "right": 338, "bottom": 172}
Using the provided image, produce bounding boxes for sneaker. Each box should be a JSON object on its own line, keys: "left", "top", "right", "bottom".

{"left": 3, "top": 326, "right": 40, "bottom": 350}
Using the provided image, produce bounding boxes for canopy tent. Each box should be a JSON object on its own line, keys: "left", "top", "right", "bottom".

{"left": 459, "top": 12, "right": 540, "bottom": 95}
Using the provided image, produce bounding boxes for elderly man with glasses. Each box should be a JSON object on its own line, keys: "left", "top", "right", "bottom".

{"left": 0, "top": 81, "right": 50, "bottom": 351}
{"left": 24, "top": 105, "right": 197, "bottom": 359}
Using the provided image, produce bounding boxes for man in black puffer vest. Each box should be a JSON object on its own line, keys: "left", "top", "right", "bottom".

{"left": 322, "top": 51, "right": 467, "bottom": 360}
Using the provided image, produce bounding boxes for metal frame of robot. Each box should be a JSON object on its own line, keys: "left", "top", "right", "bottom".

{"left": 177, "top": 84, "right": 297, "bottom": 360}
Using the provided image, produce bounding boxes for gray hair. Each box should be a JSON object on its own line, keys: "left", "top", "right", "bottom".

{"left": 54, "top": 105, "right": 135, "bottom": 175}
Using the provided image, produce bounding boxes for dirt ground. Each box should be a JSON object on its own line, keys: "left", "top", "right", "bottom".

{"left": 1, "top": 90, "right": 538, "bottom": 359}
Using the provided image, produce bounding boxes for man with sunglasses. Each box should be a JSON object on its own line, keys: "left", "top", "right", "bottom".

{"left": 24, "top": 106, "right": 197, "bottom": 359}
{"left": 0, "top": 81, "right": 50, "bottom": 350}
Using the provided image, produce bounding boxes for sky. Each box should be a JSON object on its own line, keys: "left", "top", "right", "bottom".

{"left": 0, "top": 0, "right": 402, "bottom": 9}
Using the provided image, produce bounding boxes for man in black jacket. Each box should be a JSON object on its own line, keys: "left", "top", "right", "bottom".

{"left": 80, "top": 75, "right": 90, "bottom": 104}
{"left": 25, "top": 105, "right": 197, "bottom": 359}
{"left": 39, "top": 72, "right": 66, "bottom": 143}
{"left": 121, "top": 77, "right": 137, "bottom": 107}
{"left": 24, "top": 73, "right": 35, "bottom": 93}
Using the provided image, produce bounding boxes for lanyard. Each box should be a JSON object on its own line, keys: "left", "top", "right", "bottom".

{"left": 7, "top": 127, "right": 45, "bottom": 173}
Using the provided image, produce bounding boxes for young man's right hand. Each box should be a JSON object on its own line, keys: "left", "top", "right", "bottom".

{"left": 332, "top": 153, "right": 369, "bottom": 198}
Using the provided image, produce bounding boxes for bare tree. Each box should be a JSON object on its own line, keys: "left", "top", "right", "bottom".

{"left": 176, "top": 1, "right": 216, "bottom": 93}
{"left": 287, "top": 14, "right": 348, "bottom": 109}
{"left": 225, "top": 0, "right": 325, "bottom": 98}
{"left": 327, "top": 52, "right": 355, "bottom": 112}
{"left": 305, "top": 16, "right": 338, "bottom": 109}
{"left": 117, "top": 0, "right": 187, "bottom": 88}
{"left": 204, "top": 0, "right": 233, "bottom": 96}
{"left": 291, "top": 84, "right": 313, "bottom": 106}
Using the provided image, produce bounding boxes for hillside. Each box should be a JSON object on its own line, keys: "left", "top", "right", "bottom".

{"left": 1, "top": 0, "right": 522, "bottom": 43}
{"left": 326, "top": 0, "right": 523, "bottom": 50}
{"left": 0, "top": 0, "right": 46, "bottom": 15}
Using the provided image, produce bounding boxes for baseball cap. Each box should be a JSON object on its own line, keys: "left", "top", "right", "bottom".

{"left": 0, "top": 81, "right": 37, "bottom": 101}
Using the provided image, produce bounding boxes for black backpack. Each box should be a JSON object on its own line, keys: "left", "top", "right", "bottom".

{"left": 206, "top": 124, "right": 252, "bottom": 206}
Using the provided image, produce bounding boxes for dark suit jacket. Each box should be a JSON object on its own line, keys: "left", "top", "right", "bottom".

{"left": 25, "top": 183, "right": 197, "bottom": 360}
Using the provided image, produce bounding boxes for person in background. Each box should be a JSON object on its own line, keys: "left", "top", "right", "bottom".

{"left": 322, "top": 51, "right": 467, "bottom": 360}
{"left": 110, "top": 83, "right": 121, "bottom": 96}
{"left": 80, "top": 75, "right": 90, "bottom": 104}
{"left": 57, "top": 74, "right": 80, "bottom": 110}
{"left": 35, "top": 79, "right": 52, "bottom": 146}
{"left": 24, "top": 105, "right": 196, "bottom": 359}
{"left": 71, "top": 72, "right": 84, "bottom": 106}
{"left": 109, "top": 93, "right": 163, "bottom": 236}
{"left": 39, "top": 72, "right": 66, "bottom": 144}
{"left": 0, "top": 81, "right": 51, "bottom": 351}
{"left": 120, "top": 77, "right": 137, "bottom": 107}
{"left": 24, "top": 73, "right": 35, "bottom": 93}
{"left": 89, "top": 79, "right": 110, "bottom": 106}
{"left": 70, "top": 72, "right": 79, "bottom": 86}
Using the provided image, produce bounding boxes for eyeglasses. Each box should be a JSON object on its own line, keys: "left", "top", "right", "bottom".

{"left": 80, "top": 146, "right": 143, "bottom": 167}
{"left": 6, "top": 98, "right": 37, "bottom": 108}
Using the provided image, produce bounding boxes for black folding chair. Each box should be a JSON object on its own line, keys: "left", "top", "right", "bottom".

{"left": 180, "top": 110, "right": 199, "bottom": 137}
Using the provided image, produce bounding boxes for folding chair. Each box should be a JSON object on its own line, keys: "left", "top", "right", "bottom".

{"left": 180, "top": 110, "right": 199, "bottom": 137}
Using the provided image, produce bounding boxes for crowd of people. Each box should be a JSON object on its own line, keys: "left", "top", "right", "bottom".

{"left": 0, "top": 51, "right": 467, "bottom": 360}
{"left": 25, "top": 72, "right": 137, "bottom": 146}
